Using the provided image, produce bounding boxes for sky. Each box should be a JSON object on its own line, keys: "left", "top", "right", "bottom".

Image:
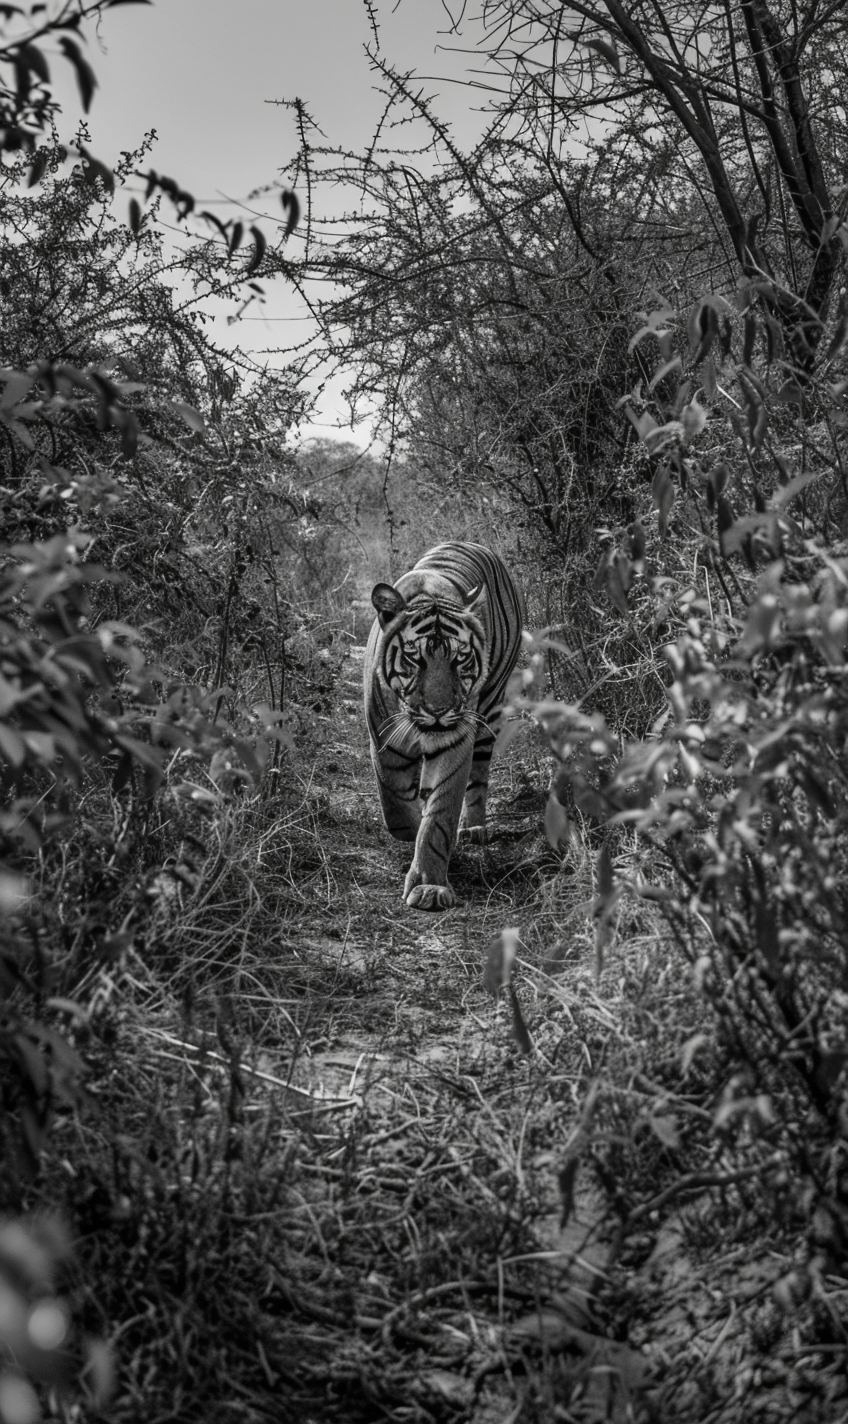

{"left": 44, "top": 0, "right": 495, "bottom": 440}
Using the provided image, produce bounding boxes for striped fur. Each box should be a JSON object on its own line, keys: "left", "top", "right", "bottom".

{"left": 363, "top": 542, "right": 524, "bottom": 911}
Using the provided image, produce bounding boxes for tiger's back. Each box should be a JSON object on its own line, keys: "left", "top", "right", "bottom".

{"left": 364, "top": 542, "right": 524, "bottom": 911}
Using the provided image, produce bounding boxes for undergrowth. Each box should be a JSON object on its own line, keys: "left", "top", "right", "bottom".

{"left": 5, "top": 12, "right": 848, "bottom": 1418}
{"left": 7, "top": 719, "right": 599, "bottom": 1423}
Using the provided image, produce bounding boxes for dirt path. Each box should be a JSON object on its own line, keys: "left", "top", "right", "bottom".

{"left": 264, "top": 645, "right": 643, "bottom": 1424}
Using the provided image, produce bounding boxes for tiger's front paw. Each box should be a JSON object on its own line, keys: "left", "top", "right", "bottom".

{"left": 403, "top": 865, "right": 456, "bottom": 911}
{"left": 458, "top": 824, "right": 488, "bottom": 846}
{"left": 405, "top": 882, "right": 457, "bottom": 910}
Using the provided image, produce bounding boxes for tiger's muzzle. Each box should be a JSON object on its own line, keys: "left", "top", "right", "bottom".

{"left": 406, "top": 647, "right": 464, "bottom": 730}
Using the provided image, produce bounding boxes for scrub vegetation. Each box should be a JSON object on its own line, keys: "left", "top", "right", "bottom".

{"left": 3, "top": 3, "right": 848, "bottom": 1421}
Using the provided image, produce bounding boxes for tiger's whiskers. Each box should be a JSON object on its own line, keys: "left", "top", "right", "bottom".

{"left": 379, "top": 713, "right": 414, "bottom": 752}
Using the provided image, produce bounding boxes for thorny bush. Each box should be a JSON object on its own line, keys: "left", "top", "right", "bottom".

{"left": 529, "top": 277, "right": 848, "bottom": 1293}
{"left": 0, "top": 124, "right": 315, "bottom": 1419}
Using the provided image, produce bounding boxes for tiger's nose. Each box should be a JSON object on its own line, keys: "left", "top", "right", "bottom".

{"left": 422, "top": 683, "right": 460, "bottom": 717}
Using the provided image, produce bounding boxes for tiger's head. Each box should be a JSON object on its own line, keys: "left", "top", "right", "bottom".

{"left": 371, "top": 581, "right": 489, "bottom": 739}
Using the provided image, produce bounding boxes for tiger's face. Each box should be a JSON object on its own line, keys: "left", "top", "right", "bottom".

{"left": 392, "top": 624, "right": 482, "bottom": 731}
{"left": 371, "top": 582, "right": 489, "bottom": 741}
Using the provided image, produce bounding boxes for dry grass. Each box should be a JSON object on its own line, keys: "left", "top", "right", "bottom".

{"left": 10, "top": 645, "right": 848, "bottom": 1424}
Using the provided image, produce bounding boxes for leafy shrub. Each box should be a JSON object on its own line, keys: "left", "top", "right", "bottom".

{"left": 0, "top": 60, "right": 309, "bottom": 1209}
{"left": 530, "top": 279, "right": 848, "bottom": 1287}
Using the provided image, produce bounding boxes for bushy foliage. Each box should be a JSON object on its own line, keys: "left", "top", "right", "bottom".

{"left": 0, "top": 15, "right": 316, "bottom": 1406}
{"left": 527, "top": 266, "right": 848, "bottom": 1291}
{"left": 280, "top": 133, "right": 641, "bottom": 562}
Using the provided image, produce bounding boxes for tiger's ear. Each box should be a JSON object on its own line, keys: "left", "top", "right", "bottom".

{"left": 372, "top": 583, "right": 407, "bottom": 629}
{"left": 464, "top": 583, "right": 487, "bottom": 613}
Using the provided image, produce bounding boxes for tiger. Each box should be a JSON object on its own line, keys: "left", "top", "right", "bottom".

{"left": 363, "top": 542, "right": 524, "bottom": 911}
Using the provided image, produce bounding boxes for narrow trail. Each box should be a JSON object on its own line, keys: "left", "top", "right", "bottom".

{"left": 103, "top": 632, "right": 817, "bottom": 1421}
{"left": 258, "top": 644, "right": 842, "bottom": 1424}
{"left": 297, "top": 644, "right": 546, "bottom": 1089}
{"left": 292, "top": 642, "right": 550, "bottom": 1093}
{"left": 269, "top": 644, "right": 636, "bottom": 1423}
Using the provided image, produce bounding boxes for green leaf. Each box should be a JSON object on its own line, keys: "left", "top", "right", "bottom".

{"left": 625, "top": 404, "right": 659, "bottom": 442}
{"left": 738, "top": 593, "right": 781, "bottom": 654}
{"left": 687, "top": 299, "right": 718, "bottom": 363}
{"left": 597, "top": 551, "right": 629, "bottom": 615}
{"left": 246, "top": 225, "right": 266, "bottom": 276}
{"left": 22, "top": 732, "right": 56, "bottom": 761}
{"left": 264, "top": 725, "right": 294, "bottom": 750}
{"left": 112, "top": 733, "right": 164, "bottom": 775}
{"left": 280, "top": 188, "right": 300, "bottom": 238}
{"left": 762, "top": 311, "right": 784, "bottom": 362}
{"left": 709, "top": 462, "right": 730, "bottom": 498}
{"left": 719, "top": 511, "right": 777, "bottom": 556}
{"left": 19, "top": 42, "right": 49, "bottom": 84}
{"left": 13, "top": 54, "right": 30, "bottom": 104}
{"left": 649, "top": 1113, "right": 680, "bottom": 1149}
{"left": 59, "top": 36, "right": 97, "bottom": 112}
{"left": 492, "top": 717, "right": 526, "bottom": 756}
{"left": 200, "top": 209, "right": 229, "bottom": 241}
{"left": 583, "top": 37, "right": 622, "bottom": 73}
{"left": 681, "top": 396, "right": 707, "bottom": 443}
{"left": 27, "top": 147, "right": 50, "bottom": 187}
{"left": 651, "top": 462, "right": 674, "bottom": 537}
{"left": 648, "top": 355, "right": 682, "bottom": 391}
{"left": 772, "top": 467, "right": 824, "bottom": 508}
{"left": 643, "top": 418, "right": 684, "bottom": 452}
{"left": 717, "top": 496, "right": 735, "bottom": 554}
{"left": 0, "top": 370, "right": 35, "bottom": 410}
{"left": 482, "top": 926, "right": 521, "bottom": 998}
{"left": 0, "top": 414, "right": 35, "bottom": 448}
{"left": 544, "top": 792, "right": 570, "bottom": 851}
{"left": 168, "top": 401, "right": 206, "bottom": 435}
{"left": 54, "top": 364, "right": 95, "bottom": 392}
{"left": 0, "top": 724, "right": 27, "bottom": 767}
{"left": 742, "top": 311, "right": 756, "bottom": 365}
{"left": 628, "top": 518, "right": 646, "bottom": 564}
{"left": 0, "top": 672, "right": 26, "bottom": 716}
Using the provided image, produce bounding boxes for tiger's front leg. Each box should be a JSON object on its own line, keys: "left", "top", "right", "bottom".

{"left": 458, "top": 724, "right": 496, "bottom": 846}
{"left": 404, "top": 738, "right": 474, "bottom": 911}
{"left": 371, "top": 742, "right": 421, "bottom": 843}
